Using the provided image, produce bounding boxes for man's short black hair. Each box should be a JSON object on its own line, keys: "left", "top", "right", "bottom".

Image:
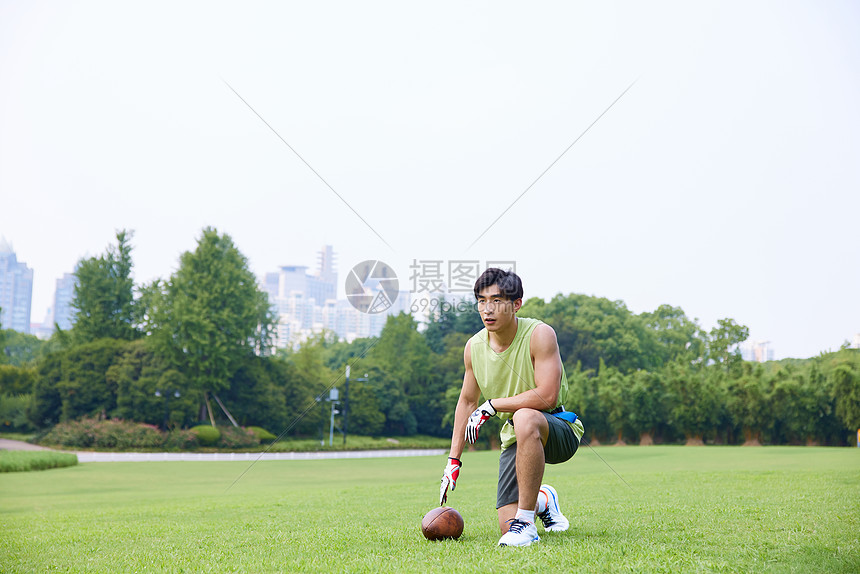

{"left": 473, "top": 268, "right": 523, "bottom": 301}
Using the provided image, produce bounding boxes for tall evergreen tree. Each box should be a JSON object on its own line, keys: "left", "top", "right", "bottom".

{"left": 71, "top": 230, "right": 138, "bottom": 342}
{"left": 144, "top": 228, "right": 275, "bottom": 421}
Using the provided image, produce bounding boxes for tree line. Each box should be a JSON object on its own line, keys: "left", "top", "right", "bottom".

{"left": 1, "top": 229, "right": 859, "bottom": 445}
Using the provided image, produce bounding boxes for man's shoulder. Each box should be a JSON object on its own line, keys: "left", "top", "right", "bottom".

{"left": 528, "top": 321, "right": 559, "bottom": 355}
{"left": 519, "top": 316, "right": 550, "bottom": 336}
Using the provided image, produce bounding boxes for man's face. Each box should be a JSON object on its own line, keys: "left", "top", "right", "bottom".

{"left": 476, "top": 286, "right": 521, "bottom": 332}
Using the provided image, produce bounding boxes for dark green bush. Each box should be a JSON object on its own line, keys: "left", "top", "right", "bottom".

{"left": 190, "top": 425, "right": 221, "bottom": 446}
{"left": 218, "top": 426, "right": 259, "bottom": 449}
{"left": 247, "top": 426, "right": 277, "bottom": 444}
{"left": 0, "top": 393, "right": 34, "bottom": 433}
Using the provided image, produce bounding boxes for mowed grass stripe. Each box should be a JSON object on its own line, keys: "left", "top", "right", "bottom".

{"left": 1, "top": 446, "right": 857, "bottom": 573}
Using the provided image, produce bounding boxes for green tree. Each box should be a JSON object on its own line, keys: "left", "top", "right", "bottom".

{"left": 595, "top": 361, "right": 631, "bottom": 443}
{"left": 423, "top": 299, "right": 482, "bottom": 354}
{"left": 322, "top": 334, "right": 375, "bottom": 371}
{"left": 0, "top": 364, "right": 36, "bottom": 395}
{"left": 28, "top": 339, "right": 127, "bottom": 426}
{"left": 708, "top": 318, "right": 749, "bottom": 372}
{"left": 275, "top": 334, "right": 333, "bottom": 437}
{"left": 71, "top": 230, "right": 139, "bottom": 343}
{"left": 366, "top": 313, "right": 440, "bottom": 436}
{"left": 1, "top": 329, "right": 50, "bottom": 366}
{"left": 566, "top": 363, "right": 610, "bottom": 443}
{"left": 831, "top": 361, "right": 860, "bottom": 433}
{"left": 223, "top": 355, "right": 289, "bottom": 432}
{"left": 319, "top": 332, "right": 391, "bottom": 435}
{"left": 344, "top": 377, "right": 385, "bottom": 436}
{"left": 57, "top": 339, "right": 126, "bottom": 422}
{"left": 0, "top": 392, "right": 33, "bottom": 432}
{"left": 424, "top": 303, "right": 483, "bottom": 440}
{"left": 438, "top": 331, "right": 471, "bottom": 435}
{"left": 665, "top": 361, "right": 724, "bottom": 444}
{"left": 28, "top": 351, "right": 64, "bottom": 428}
{"left": 0, "top": 340, "right": 38, "bottom": 433}
{"left": 627, "top": 369, "right": 668, "bottom": 444}
{"left": 795, "top": 362, "right": 837, "bottom": 444}
{"left": 106, "top": 339, "right": 196, "bottom": 428}
{"left": 520, "top": 293, "right": 657, "bottom": 373}
{"left": 723, "top": 363, "right": 768, "bottom": 444}
{"left": 145, "top": 228, "right": 276, "bottom": 421}
{"left": 640, "top": 305, "right": 707, "bottom": 366}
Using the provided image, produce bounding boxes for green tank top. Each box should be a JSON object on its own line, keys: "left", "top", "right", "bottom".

{"left": 469, "top": 317, "right": 579, "bottom": 449}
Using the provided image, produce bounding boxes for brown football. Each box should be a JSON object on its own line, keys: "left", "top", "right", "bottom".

{"left": 421, "top": 506, "right": 464, "bottom": 541}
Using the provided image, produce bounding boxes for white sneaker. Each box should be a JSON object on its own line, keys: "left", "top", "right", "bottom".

{"left": 497, "top": 519, "right": 540, "bottom": 547}
{"left": 537, "top": 485, "right": 570, "bottom": 532}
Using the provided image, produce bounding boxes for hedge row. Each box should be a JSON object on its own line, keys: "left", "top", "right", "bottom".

{"left": 38, "top": 418, "right": 268, "bottom": 451}
{"left": 0, "top": 450, "right": 79, "bottom": 473}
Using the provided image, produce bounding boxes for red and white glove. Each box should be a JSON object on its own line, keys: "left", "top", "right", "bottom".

{"left": 465, "top": 399, "right": 496, "bottom": 444}
{"left": 439, "top": 457, "right": 461, "bottom": 505}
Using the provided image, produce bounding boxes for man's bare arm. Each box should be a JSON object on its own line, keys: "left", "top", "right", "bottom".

{"left": 448, "top": 339, "right": 482, "bottom": 459}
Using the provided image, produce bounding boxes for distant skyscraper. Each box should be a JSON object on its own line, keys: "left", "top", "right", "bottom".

{"left": 264, "top": 246, "right": 340, "bottom": 347}
{"left": 741, "top": 340, "right": 774, "bottom": 363}
{"left": 263, "top": 245, "right": 409, "bottom": 346}
{"left": 0, "top": 238, "right": 34, "bottom": 333}
{"left": 53, "top": 272, "right": 78, "bottom": 330}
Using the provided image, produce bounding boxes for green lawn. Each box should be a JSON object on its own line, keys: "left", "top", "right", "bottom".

{"left": 1, "top": 446, "right": 858, "bottom": 573}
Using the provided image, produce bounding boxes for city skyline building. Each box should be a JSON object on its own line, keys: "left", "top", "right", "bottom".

{"left": 263, "top": 246, "right": 410, "bottom": 347}
{"left": 30, "top": 270, "right": 78, "bottom": 339}
{"left": 52, "top": 272, "right": 78, "bottom": 331}
{"left": 0, "top": 237, "right": 34, "bottom": 333}
{"left": 741, "top": 340, "right": 775, "bottom": 363}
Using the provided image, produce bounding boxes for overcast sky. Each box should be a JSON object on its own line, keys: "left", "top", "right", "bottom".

{"left": 1, "top": 1, "right": 858, "bottom": 359}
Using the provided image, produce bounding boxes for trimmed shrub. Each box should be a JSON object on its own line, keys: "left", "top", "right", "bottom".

{"left": 190, "top": 425, "right": 221, "bottom": 446}
{"left": 38, "top": 418, "right": 165, "bottom": 450}
{"left": 247, "top": 426, "right": 277, "bottom": 444}
{"left": 164, "top": 429, "right": 198, "bottom": 451}
{"left": 0, "top": 450, "right": 78, "bottom": 472}
{"left": 218, "top": 426, "right": 259, "bottom": 449}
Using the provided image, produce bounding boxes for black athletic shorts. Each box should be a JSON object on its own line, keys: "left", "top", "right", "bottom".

{"left": 496, "top": 411, "right": 580, "bottom": 509}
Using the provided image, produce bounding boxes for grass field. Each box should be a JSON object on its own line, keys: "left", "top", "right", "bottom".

{"left": 1, "top": 446, "right": 858, "bottom": 573}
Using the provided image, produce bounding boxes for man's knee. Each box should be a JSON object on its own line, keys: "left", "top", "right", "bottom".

{"left": 511, "top": 409, "right": 547, "bottom": 441}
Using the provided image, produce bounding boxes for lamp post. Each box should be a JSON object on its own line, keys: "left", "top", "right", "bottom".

{"left": 343, "top": 365, "right": 368, "bottom": 446}
{"left": 154, "top": 390, "right": 181, "bottom": 430}
{"left": 328, "top": 387, "right": 339, "bottom": 446}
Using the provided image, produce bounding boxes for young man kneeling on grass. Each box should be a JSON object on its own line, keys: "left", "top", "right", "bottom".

{"left": 440, "top": 268, "right": 585, "bottom": 547}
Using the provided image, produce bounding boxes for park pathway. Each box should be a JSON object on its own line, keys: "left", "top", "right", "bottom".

{"left": 0, "top": 438, "right": 51, "bottom": 451}
{"left": 0, "top": 438, "right": 446, "bottom": 462}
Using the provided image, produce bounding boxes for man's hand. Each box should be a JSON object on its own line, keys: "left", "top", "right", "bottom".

{"left": 439, "top": 457, "right": 461, "bottom": 505}
{"left": 464, "top": 399, "right": 496, "bottom": 444}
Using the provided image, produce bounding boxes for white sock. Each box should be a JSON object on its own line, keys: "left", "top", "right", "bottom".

{"left": 515, "top": 509, "right": 535, "bottom": 524}
{"left": 536, "top": 489, "right": 549, "bottom": 514}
